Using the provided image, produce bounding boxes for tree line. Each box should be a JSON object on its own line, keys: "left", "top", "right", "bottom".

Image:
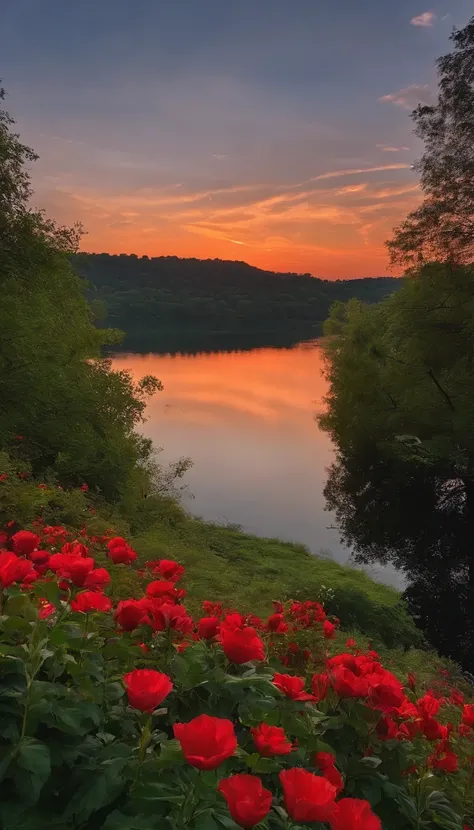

{"left": 72, "top": 252, "right": 400, "bottom": 352}
{"left": 319, "top": 17, "right": 474, "bottom": 670}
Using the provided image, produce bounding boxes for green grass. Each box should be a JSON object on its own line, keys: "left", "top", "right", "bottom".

{"left": 109, "top": 509, "right": 423, "bottom": 651}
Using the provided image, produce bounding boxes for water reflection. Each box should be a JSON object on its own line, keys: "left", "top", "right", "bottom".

{"left": 113, "top": 343, "right": 402, "bottom": 588}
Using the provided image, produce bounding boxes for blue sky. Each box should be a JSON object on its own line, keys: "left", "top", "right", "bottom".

{"left": 1, "top": 0, "right": 472, "bottom": 276}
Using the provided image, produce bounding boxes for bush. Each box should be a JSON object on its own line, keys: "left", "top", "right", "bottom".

{"left": 0, "top": 512, "right": 472, "bottom": 829}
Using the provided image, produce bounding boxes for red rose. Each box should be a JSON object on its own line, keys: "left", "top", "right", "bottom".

{"left": 368, "top": 674, "right": 405, "bottom": 713}
{"left": 146, "top": 580, "right": 181, "bottom": 599}
{"left": 12, "top": 530, "right": 40, "bottom": 555}
{"left": 251, "top": 723, "right": 292, "bottom": 756}
{"left": 220, "top": 625, "right": 264, "bottom": 664}
{"left": 330, "top": 666, "right": 369, "bottom": 698}
{"left": 173, "top": 714, "right": 237, "bottom": 770}
{"left": 0, "top": 551, "right": 35, "bottom": 588}
{"left": 462, "top": 703, "right": 474, "bottom": 727}
{"left": 429, "top": 744, "right": 458, "bottom": 773}
{"left": 123, "top": 668, "right": 173, "bottom": 712}
{"left": 422, "top": 716, "right": 448, "bottom": 741}
{"left": 267, "top": 613, "right": 289, "bottom": 633}
{"left": 324, "top": 620, "right": 336, "bottom": 639}
{"left": 197, "top": 616, "right": 220, "bottom": 640}
{"left": 80, "top": 483, "right": 89, "bottom": 492}
{"left": 151, "top": 559, "right": 185, "bottom": 583}
{"left": 313, "top": 753, "right": 343, "bottom": 794}
{"left": 61, "top": 542, "right": 90, "bottom": 557}
{"left": 38, "top": 599, "right": 56, "bottom": 619}
{"left": 29, "top": 550, "right": 50, "bottom": 574}
{"left": 115, "top": 598, "right": 150, "bottom": 631}
{"left": 150, "top": 601, "right": 194, "bottom": 634}
{"left": 84, "top": 567, "right": 111, "bottom": 591}
{"left": 48, "top": 554, "right": 95, "bottom": 587}
{"left": 417, "top": 692, "right": 441, "bottom": 718}
{"left": 330, "top": 798, "right": 381, "bottom": 830}
{"left": 280, "top": 768, "right": 336, "bottom": 823}
{"left": 311, "top": 673, "right": 329, "bottom": 702}
{"left": 107, "top": 537, "right": 137, "bottom": 565}
{"left": 273, "top": 673, "right": 315, "bottom": 701}
{"left": 71, "top": 591, "right": 112, "bottom": 613}
{"left": 218, "top": 774, "right": 272, "bottom": 829}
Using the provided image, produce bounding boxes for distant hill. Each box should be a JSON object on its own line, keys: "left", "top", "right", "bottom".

{"left": 72, "top": 253, "right": 402, "bottom": 353}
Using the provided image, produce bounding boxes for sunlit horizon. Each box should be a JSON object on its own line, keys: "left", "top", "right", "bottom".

{"left": 2, "top": 0, "right": 472, "bottom": 278}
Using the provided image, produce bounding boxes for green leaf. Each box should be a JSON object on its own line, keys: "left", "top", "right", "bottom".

{"left": 17, "top": 739, "right": 51, "bottom": 779}
{"left": 158, "top": 739, "right": 186, "bottom": 766}
{"left": 34, "top": 580, "right": 62, "bottom": 609}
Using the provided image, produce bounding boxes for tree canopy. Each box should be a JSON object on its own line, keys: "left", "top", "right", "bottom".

{"left": 73, "top": 252, "right": 400, "bottom": 353}
{"left": 0, "top": 87, "right": 161, "bottom": 500}
{"left": 388, "top": 18, "right": 474, "bottom": 267}
{"left": 321, "top": 16, "right": 474, "bottom": 668}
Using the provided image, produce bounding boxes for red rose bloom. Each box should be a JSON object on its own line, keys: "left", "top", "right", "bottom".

{"left": 29, "top": 550, "right": 50, "bottom": 574}
{"left": 330, "top": 798, "right": 381, "bottom": 830}
{"left": 273, "top": 673, "right": 315, "bottom": 701}
{"left": 429, "top": 744, "right": 458, "bottom": 773}
{"left": 417, "top": 692, "right": 441, "bottom": 718}
{"left": 218, "top": 774, "right": 272, "bottom": 829}
{"left": 152, "top": 559, "right": 185, "bottom": 583}
{"left": 0, "top": 551, "right": 35, "bottom": 588}
{"left": 150, "top": 601, "right": 194, "bottom": 634}
{"left": 71, "top": 591, "right": 112, "bottom": 613}
{"left": 280, "top": 768, "right": 336, "bottom": 823}
{"left": 115, "top": 599, "right": 150, "bottom": 631}
{"left": 61, "top": 542, "right": 89, "bottom": 557}
{"left": 197, "top": 616, "right": 220, "bottom": 640}
{"left": 146, "top": 580, "right": 181, "bottom": 599}
{"left": 84, "top": 567, "right": 111, "bottom": 591}
{"left": 173, "top": 714, "right": 237, "bottom": 770}
{"left": 251, "top": 723, "right": 292, "bottom": 756}
{"left": 422, "top": 716, "right": 448, "bottom": 741}
{"left": 267, "top": 613, "right": 289, "bottom": 633}
{"left": 324, "top": 619, "right": 336, "bottom": 639}
{"left": 12, "top": 530, "right": 40, "bottom": 555}
{"left": 311, "top": 673, "right": 329, "bottom": 702}
{"left": 220, "top": 625, "right": 265, "bottom": 664}
{"left": 107, "top": 537, "right": 137, "bottom": 565}
{"left": 313, "top": 753, "right": 343, "bottom": 794}
{"left": 462, "top": 703, "right": 474, "bottom": 727}
{"left": 123, "top": 669, "right": 173, "bottom": 712}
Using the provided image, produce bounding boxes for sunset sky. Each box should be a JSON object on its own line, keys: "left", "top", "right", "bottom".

{"left": 2, "top": 0, "right": 472, "bottom": 277}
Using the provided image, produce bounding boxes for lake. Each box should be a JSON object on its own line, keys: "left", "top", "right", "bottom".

{"left": 113, "top": 342, "right": 402, "bottom": 588}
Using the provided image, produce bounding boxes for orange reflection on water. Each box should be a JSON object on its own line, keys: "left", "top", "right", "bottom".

{"left": 113, "top": 343, "right": 330, "bottom": 435}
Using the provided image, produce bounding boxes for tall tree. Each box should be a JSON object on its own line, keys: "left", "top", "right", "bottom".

{"left": 0, "top": 87, "right": 161, "bottom": 499}
{"left": 388, "top": 18, "right": 474, "bottom": 267}
{"left": 320, "top": 17, "right": 474, "bottom": 668}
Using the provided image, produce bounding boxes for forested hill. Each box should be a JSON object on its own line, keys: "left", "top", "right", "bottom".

{"left": 72, "top": 252, "right": 401, "bottom": 352}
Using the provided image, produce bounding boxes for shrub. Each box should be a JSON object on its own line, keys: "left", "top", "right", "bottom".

{"left": 0, "top": 514, "right": 472, "bottom": 829}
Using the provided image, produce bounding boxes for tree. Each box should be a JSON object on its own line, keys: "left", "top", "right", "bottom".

{"left": 0, "top": 87, "right": 161, "bottom": 499}
{"left": 388, "top": 17, "right": 474, "bottom": 267}
{"left": 319, "top": 263, "right": 474, "bottom": 668}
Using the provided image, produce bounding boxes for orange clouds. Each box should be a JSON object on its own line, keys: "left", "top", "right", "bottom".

{"left": 35, "top": 162, "right": 420, "bottom": 278}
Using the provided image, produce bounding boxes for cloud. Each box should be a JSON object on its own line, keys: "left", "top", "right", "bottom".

{"left": 411, "top": 11, "right": 436, "bottom": 27}
{"left": 376, "top": 144, "right": 410, "bottom": 152}
{"left": 379, "top": 85, "right": 433, "bottom": 109}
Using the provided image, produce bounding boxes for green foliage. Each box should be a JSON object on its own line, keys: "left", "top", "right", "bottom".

{"left": 0, "top": 88, "right": 162, "bottom": 500}
{"left": 117, "top": 512, "right": 423, "bottom": 651}
{"left": 72, "top": 252, "right": 400, "bottom": 353}
{"left": 319, "top": 262, "right": 474, "bottom": 668}
{"left": 0, "top": 521, "right": 471, "bottom": 829}
{"left": 388, "top": 17, "right": 474, "bottom": 266}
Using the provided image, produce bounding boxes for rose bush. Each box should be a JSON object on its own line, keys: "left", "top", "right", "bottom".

{"left": 0, "top": 513, "right": 473, "bottom": 829}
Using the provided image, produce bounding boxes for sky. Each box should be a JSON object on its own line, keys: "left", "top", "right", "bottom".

{"left": 1, "top": 0, "right": 473, "bottom": 278}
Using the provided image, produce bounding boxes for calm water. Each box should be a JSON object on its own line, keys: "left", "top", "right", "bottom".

{"left": 113, "top": 343, "right": 402, "bottom": 588}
